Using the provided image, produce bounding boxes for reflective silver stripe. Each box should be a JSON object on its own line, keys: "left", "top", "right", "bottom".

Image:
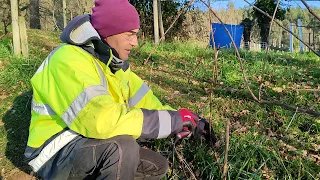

{"left": 93, "top": 60, "right": 107, "bottom": 89}
{"left": 128, "top": 83, "right": 150, "bottom": 108}
{"left": 34, "top": 45, "right": 65, "bottom": 75}
{"left": 61, "top": 60, "right": 108, "bottom": 126}
{"left": 157, "top": 111, "right": 172, "bottom": 138}
{"left": 28, "top": 130, "right": 79, "bottom": 172}
{"left": 31, "top": 99, "right": 56, "bottom": 116}
{"left": 61, "top": 85, "right": 108, "bottom": 126}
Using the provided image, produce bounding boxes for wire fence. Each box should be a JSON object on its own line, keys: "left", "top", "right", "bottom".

{"left": 238, "top": 22, "right": 320, "bottom": 52}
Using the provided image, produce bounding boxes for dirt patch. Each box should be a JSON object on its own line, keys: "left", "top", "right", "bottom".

{"left": 2, "top": 168, "right": 36, "bottom": 180}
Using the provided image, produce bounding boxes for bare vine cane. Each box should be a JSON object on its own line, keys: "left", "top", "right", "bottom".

{"left": 200, "top": 0, "right": 320, "bottom": 116}
{"left": 259, "top": 0, "right": 281, "bottom": 101}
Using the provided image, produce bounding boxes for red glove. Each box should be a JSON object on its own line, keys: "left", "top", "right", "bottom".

{"left": 174, "top": 109, "right": 199, "bottom": 143}
{"left": 178, "top": 108, "right": 199, "bottom": 131}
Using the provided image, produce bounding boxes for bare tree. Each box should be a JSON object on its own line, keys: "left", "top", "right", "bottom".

{"left": 0, "top": 0, "right": 11, "bottom": 35}
{"left": 11, "top": 0, "right": 21, "bottom": 55}
{"left": 19, "top": 15, "right": 28, "bottom": 57}
{"left": 19, "top": 0, "right": 29, "bottom": 57}
{"left": 153, "top": 0, "right": 159, "bottom": 43}
{"left": 30, "top": 0, "right": 41, "bottom": 29}
{"left": 54, "top": 0, "right": 64, "bottom": 30}
{"left": 158, "top": 0, "right": 165, "bottom": 41}
{"left": 63, "top": 0, "right": 67, "bottom": 28}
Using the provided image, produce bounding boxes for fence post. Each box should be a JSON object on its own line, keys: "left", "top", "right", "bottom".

{"left": 289, "top": 23, "right": 293, "bottom": 53}
{"left": 297, "top": 19, "right": 304, "bottom": 52}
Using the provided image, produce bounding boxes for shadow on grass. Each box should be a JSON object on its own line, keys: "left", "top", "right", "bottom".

{"left": 3, "top": 90, "right": 33, "bottom": 174}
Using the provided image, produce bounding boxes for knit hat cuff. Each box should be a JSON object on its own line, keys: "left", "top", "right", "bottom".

{"left": 91, "top": 0, "right": 140, "bottom": 38}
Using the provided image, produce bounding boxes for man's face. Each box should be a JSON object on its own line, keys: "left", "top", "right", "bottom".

{"left": 105, "top": 29, "right": 139, "bottom": 60}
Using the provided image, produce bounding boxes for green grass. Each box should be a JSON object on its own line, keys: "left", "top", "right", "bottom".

{"left": 133, "top": 41, "right": 320, "bottom": 179}
{"left": 0, "top": 30, "right": 319, "bottom": 179}
{"left": 0, "top": 31, "right": 59, "bottom": 179}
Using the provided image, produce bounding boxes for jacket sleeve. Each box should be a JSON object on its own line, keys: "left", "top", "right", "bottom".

{"left": 40, "top": 45, "right": 182, "bottom": 140}
{"left": 127, "top": 71, "right": 183, "bottom": 139}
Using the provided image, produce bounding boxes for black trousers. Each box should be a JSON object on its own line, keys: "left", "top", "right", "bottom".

{"left": 67, "top": 135, "right": 168, "bottom": 180}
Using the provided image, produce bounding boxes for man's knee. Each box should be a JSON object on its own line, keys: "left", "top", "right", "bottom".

{"left": 113, "top": 135, "right": 139, "bottom": 148}
{"left": 69, "top": 136, "right": 140, "bottom": 179}
{"left": 112, "top": 135, "right": 140, "bottom": 163}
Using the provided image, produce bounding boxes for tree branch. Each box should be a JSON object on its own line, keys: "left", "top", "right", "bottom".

{"left": 260, "top": 100, "right": 320, "bottom": 116}
{"left": 243, "top": 0, "right": 320, "bottom": 57}
{"left": 217, "top": 83, "right": 320, "bottom": 117}
{"left": 20, "top": 3, "right": 30, "bottom": 12}
{"left": 0, "top": 33, "right": 7, "bottom": 40}
{"left": 301, "top": 0, "right": 320, "bottom": 22}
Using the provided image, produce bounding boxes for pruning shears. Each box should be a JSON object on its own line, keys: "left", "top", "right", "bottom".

{"left": 174, "top": 118, "right": 207, "bottom": 144}
{"left": 174, "top": 127, "right": 192, "bottom": 144}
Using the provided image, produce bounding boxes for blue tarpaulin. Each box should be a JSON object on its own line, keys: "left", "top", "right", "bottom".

{"left": 210, "top": 23, "right": 244, "bottom": 48}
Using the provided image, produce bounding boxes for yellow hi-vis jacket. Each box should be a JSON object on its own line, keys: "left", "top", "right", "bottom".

{"left": 25, "top": 15, "right": 182, "bottom": 173}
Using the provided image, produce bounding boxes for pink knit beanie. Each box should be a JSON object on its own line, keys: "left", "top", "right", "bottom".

{"left": 91, "top": 0, "right": 140, "bottom": 38}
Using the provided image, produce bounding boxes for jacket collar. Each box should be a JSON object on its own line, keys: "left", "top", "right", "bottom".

{"left": 60, "top": 14, "right": 128, "bottom": 73}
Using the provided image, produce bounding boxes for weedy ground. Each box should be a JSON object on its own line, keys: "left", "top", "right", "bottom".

{"left": 0, "top": 29, "right": 319, "bottom": 180}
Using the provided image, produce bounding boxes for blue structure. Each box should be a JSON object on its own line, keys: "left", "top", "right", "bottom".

{"left": 297, "top": 19, "right": 304, "bottom": 52}
{"left": 290, "top": 23, "right": 293, "bottom": 53}
{"left": 210, "top": 23, "right": 244, "bottom": 48}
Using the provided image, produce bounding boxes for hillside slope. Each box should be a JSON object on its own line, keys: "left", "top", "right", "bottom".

{"left": 0, "top": 29, "right": 319, "bottom": 179}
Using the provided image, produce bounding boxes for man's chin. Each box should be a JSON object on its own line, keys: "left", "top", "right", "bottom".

{"left": 120, "top": 55, "right": 129, "bottom": 60}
